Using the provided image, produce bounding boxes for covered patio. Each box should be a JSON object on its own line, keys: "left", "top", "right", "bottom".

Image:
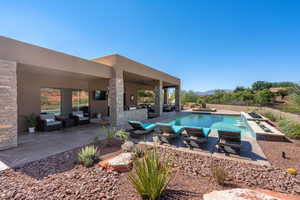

{"left": 0, "top": 37, "right": 181, "bottom": 151}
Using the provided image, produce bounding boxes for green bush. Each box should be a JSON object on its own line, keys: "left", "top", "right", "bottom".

{"left": 115, "top": 129, "right": 128, "bottom": 141}
{"left": 128, "top": 150, "right": 172, "bottom": 200}
{"left": 78, "top": 145, "right": 98, "bottom": 167}
{"left": 23, "top": 113, "right": 37, "bottom": 128}
{"left": 278, "top": 120, "right": 300, "bottom": 139}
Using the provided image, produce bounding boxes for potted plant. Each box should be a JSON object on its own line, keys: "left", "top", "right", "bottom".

{"left": 23, "top": 113, "right": 37, "bottom": 133}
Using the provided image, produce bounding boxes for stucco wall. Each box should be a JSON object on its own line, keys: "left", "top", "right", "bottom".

{"left": 0, "top": 60, "right": 18, "bottom": 150}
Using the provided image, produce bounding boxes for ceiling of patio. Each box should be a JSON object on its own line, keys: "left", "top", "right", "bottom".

{"left": 18, "top": 63, "right": 106, "bottom": 81}
{"left": 124, "top": 71, "right": 176, "bottom": 87}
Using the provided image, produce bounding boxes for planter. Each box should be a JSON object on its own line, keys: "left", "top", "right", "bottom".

{"left": 28, "top": 127, "right": 35, "bottom": 133}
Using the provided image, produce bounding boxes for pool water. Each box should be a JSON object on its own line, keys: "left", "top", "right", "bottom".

{"left": 168, "top": 113, "right": 255, "bottom": 139}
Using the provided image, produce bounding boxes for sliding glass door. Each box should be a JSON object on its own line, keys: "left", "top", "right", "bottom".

{"left": 40, "top": 88, "right": 61, "bottom": 115}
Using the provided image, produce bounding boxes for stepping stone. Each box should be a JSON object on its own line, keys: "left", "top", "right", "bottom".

{"left": 98, "top": 153, "right": 133, "bottom": 173}
{"left": 203, "top": 188, "right": 299, "bottom": 200}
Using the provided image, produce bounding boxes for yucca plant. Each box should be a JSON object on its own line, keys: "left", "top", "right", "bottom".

{"left": 78, "top": 145, "right": 98, "bottom": 167}
{"left": 128, "top": 150, "right": 172, "bottom": 200}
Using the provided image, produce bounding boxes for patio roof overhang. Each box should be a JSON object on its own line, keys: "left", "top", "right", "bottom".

{"left": 0, "top": 36, "right": 112, "bottom": 79}
{"left": 93, "top": 54, "right": 180, "bottom": 87}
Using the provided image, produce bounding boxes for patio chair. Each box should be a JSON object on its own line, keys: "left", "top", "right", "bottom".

{"left": 70, "top": 111, "right": 90, "bottom": 125}
{"left": 217, "top": 129, "right": 241, "bottom": 155}
{"left": 183, "top": 126, "right": 211, "bottom": 149}
{"left": 156, "top": 123, "right": 184, "bottom": 144}
{"left": 127, "top": 120, "right": 156, "bottom": 137}
{"left": 37, "top": 113, "right": 63, "bottom": 131}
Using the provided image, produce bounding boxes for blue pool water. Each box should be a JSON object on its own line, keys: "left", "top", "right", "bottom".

{"left": 168, "top": 113, "right": 255, "bottom": 139}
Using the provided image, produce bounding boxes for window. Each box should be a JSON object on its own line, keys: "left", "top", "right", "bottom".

{"left": 40, "top": 88, "right": 61, "bottom": 115}
{"left": 72, "top": 90, "right": 89, "bottom": 111}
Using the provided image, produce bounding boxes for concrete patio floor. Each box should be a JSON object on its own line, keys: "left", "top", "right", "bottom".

{"left": 0, "top": 123, "right": 107, "bottom": 170}
{"left": 0, "top": 111, "right": 269, "bottom": 171}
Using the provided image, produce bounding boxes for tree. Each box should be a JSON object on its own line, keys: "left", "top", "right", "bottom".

{"left": 277, "top": 89, "right": 289, "bottom": 100}
{"left": 255, "top": 89, "right": 274, "bottom": 105}
{"left": 181, "top": 90, "right": 200, "bottom": 104}
{"left": 252, "top": 81, "right": 272, "bottom": 91}
{"left": 234, "top": 86, "right": 246, "bottom": 93}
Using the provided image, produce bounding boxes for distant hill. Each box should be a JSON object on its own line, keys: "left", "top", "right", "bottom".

{"left": 196, "top": 89, "right": 232, "bottom": 96}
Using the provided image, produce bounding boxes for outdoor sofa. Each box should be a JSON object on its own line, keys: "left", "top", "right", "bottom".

{"left": 183, "top": 126, "right": 211, "bottom": 149}
{"left": 217, "top": 129, "right": 241, "bottom": 155}
{"left": 127, "top": 120, "right": 156, "bottom": 137}
{"left": 37, "top": 113, "right": 63, "bottom": 131}
{"left": 156, "top": 123, "right": 184, "bottom": 144}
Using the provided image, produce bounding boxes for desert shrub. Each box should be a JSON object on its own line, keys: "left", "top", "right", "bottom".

{"left": 78, "top": 145, "right": 98, "bottom": 167}
{"left": 196, "top": 98, "right": 207, "bottom": 108}
{"left": 128, "top": 150, "right": 172, "bottom": 200}
{"left": 278, "top": 120, "right": 300, "bottom": 139}
{"left": 115, "top": 129, "right": 128, "bottom": 141}
{"left": 132, "top": 146, "right": 145, "bottom": 158}
{"left": 211, "top": 164, "right": 228, "bottom": 185}
{"left": 260, "top": 111, "right": 279, "bottom": 122}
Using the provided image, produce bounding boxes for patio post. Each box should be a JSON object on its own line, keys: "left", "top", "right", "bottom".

{"left": 163, "top": 88, "right": 168, "bottom": 104}
{"left": 109, "top": 68, "right": 124, "bottom": 126}
{"left": 154, "top": 80, "right": 163, "bottom": 116}
{"left": 175, "top": 85, "right": 181, "bottom": 112}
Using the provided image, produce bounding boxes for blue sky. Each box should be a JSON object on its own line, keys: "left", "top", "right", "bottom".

{"left": 1, "top": 0, "right": 300, "bottom": 91}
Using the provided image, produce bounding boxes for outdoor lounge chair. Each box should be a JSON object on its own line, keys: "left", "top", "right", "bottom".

{"left": 217, "top": 129, "right": 241, "bottom": 155}
{"left": 37, "top": 113, "right": 63, "bottom": 131}
{"left": 183, "top": 126, "right": 211, "bottom": 149}
{"left": 127, "top": 120, "right": 156, "bottom": 137}
{"left": 156, "top": 123, "right": 184, "bottom": 144}
{"left": 70, "top": 111, "right": 90, "bottom": 125}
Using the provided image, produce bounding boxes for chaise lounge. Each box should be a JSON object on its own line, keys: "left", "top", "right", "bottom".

{"left": 156, "top": 123, "right": 184, "bottom": 144}
{"left": 183, "top": 126, "right": 211, "bottom": 149}
{"left": 128, "top": 120, "right": 156, "bottom": 137}
{"left": 217, "top": 129, "right": 241, "bottom": 155}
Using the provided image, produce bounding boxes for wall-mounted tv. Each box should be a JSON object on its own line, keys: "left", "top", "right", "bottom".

{"left": 94, "top": 90, "right": 107, "bottom": 100}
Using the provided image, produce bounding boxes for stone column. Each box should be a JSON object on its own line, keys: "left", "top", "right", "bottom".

{"left": 0, "top": 60, "right": 18, "bottom": 150}
{"left": 154, "top": 80, "right": 163, "bottom": 116}
{"left": 175, "top": 85, "right": 181, "bottom": 112}
{"left": 163, "top": 88, "right": 168, "bottom": 104}
{"left": 109, "top": 68, "right": 124, "bottom": 126}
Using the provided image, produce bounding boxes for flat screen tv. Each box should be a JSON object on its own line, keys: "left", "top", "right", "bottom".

{"left": 94, "top": 90, "right": 107, "bottom": 100}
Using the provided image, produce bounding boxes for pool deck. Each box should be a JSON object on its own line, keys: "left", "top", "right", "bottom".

{"left": 126, "top": 110, "right": 270, "bottom": 166}
{"left": 0, "top": 110, "right": 269, "bottom": 171}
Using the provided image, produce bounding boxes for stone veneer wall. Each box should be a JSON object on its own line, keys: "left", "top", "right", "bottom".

{"left": 0, "top": 59, "right": 18, "bottom": 150}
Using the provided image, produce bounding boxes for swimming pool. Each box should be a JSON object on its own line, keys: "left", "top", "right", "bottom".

{"left": 168, "top": 113, "right": 255, "bottom": 139}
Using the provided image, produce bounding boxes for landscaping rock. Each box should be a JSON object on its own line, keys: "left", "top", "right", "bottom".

{"left": 98, "top": 153, "right": 133, "bottom": 173}
{"left": 121, "top": 141, "right": 135, "bottom": 152}
{"left": 203, "top": 188, "right": 300, "bottom": 200}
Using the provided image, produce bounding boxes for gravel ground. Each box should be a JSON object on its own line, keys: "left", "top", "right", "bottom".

{"left": 0, "top": 142, "right": 299, "bottom": 199}
{"left": 258, "top": 139, "right": 300, "bottom": 172}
